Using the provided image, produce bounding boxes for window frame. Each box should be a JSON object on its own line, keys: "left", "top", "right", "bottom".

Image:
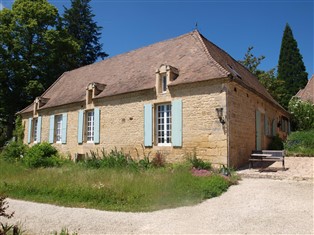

{"left": 55, "top": 115, "right": 63, "bottom": 143}
{"left": 86, "top": 110, "right": 95, "bottom": 143}
{"left": 156, "top": 103, "right": 172, "bottom": 146}
{"left": 33, "top": 118, "right": 38, "bottom": 143}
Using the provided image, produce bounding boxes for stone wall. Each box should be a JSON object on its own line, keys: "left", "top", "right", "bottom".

{"left": 22, "top": 79, "right": 228, "bottom": 166}
{"left": 226, "top": 81, "right": 289, "bottom": 168}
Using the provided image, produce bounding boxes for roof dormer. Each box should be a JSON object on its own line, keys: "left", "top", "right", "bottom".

{"left": 155, "top": 64, "right": 179, "bottom": 94}
{"left": 86, "top": 82, "right": 106, "bottom": 107}
{"left": 33, "top": 97, "right": 49, "bottom": 116}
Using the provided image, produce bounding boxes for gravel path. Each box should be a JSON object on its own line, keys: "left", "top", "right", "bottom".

{"left": 4, "top": 178, "right": 313, "bottom": 235}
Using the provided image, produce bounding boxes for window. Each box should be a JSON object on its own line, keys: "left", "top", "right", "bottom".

{"left": 33, "top": 118, "right": 38, "bottom": 143}
{"left": 157, "top": 104, "right": 172, "bottom": 146}
{"left": 144, "top": 100, "right": 182, "bottom": 147}
{"left": 55, "top": 115, "right": 62, "bottom": 143}
{"left": 86, "top": 110, "right": 95, "bottom": 142}
{"left": 161, "top": 74, "right": 167, "bottom": 93}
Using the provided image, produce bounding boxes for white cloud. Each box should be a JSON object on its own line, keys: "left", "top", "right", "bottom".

{"left": 0, "top": 3, "right": 5, "bottom": 10}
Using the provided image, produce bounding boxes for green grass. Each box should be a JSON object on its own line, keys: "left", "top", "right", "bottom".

{"left": 284, "top": 129, "right": 314, "bottom": 156}
{"left": 0, "top": 160, "right": 234, "bottom": 212}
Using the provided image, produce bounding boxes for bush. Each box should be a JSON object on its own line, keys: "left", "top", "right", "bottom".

{"left": 186, "top": 151, "right": 211, "bottom": 170}
{"left": 23, "top": 142, "right": 61, "bottom": 168}
{"left": 284, "top": 130, "right": 314, "bottom": 156}
{"left": 151, "top": 152, "right": 166, "bottom": 168}
{"left": 0, "top": 141, "right": 28, "bottom": 162}
{"left": 288, "top": 97, "right": 314, "bottom": 131}
{"left": 268, "top": 135, "right": 284, "bottom": 150}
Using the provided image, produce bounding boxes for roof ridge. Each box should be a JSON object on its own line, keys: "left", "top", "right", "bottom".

{"left": 192, "top": 30, "right": 230, "bottom": 77}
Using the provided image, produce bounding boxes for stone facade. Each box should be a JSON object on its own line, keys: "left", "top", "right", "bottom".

{"left": 22, "top": 79, "right": 229, "bottom": 166}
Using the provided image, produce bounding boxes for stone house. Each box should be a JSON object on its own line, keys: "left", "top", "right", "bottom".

{"left": 295, "top": 74, "right": 314, "bottom": 103}
{"left": 18, "top": 30, "right": 290, "bottom": 168}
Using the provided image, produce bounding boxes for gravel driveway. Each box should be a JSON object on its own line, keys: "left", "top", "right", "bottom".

{"left": 4, "top": 178, "right": 313, "bottom": 235}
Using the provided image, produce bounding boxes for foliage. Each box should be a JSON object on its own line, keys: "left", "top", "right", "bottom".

{"left": 284, "top": 130, "right": 314, "bottom": 156}
{"left": 288, "top": 97, "right": 314, "bottom": 131}
{"left": 239, "top": 47, "right": 287, "bottom": 107}
{"left": 12, "top": 116, "right": 24, "bottom": 143}
{"left": 186, "top": 151, "right": 211, "bottom": 170}
{"left": 84, "top": 148, "right": 136, "bottom": 169}
{"left": 268, "top": 135, "right": 284, "bottom": 150}
{"left": 0, "top": 0, "right": 80, "bottom": 141}
{"left": 23, "top": 142, "right": 61, "bottom": 168}
{"left": 151, "top": 152, "right": 166, "bottom": 168}
{"left": 0, "top": 195, "right": 23, "bottom": 235}
{"left": 53, "top": 228, "right": 77, "bottom": 235}
{"left": 0, "top": 159, "right": 237, "bottom": 212}
{"left": 0, "top": 141, "right": 28, "bottom": 162}
{"left": 63, "top": 0, "right": 108, "bottom": 67}
{"left": 277, "top": 23, "right": 308, "bottom": 108}
{"left": 0, "top": 196, "right": 14, "bottom": 219}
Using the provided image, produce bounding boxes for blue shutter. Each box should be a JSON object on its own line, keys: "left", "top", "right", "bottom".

{"left": 272, "top": 119, "right": 277, "bottom": 136}
{"left": 37, "top": 116, "right": 42, "bottom": 143}
{"left": 144, "top": 104, "right": 153, "bottom": 147}
{"left": 172, "top": 99, "right": 182, "bottom": 147}
{"left": 94, "top": 108, "right": 100, "bottom": 144}
{"left": 28, "top": 118, "right": 32, "bottom": 144}
{"left": 49, "top": 115, "right": 55, "bottom": 143}
{"left": 78, "top": 110, "right": 84, "bottom": 144}
{"left": 256, "top": 110, "right": 261, "bottom": 150}
{"left": 61, "top": 113, "right": 67, "bottom": 144}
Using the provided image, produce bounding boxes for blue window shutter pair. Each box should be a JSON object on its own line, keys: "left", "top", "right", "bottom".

{"left": 78, "top": 108, "right": 100, "bottom": 144}
{"left": 144, "top": 99, "right": 182, "bottom": 147}
{"left": 37, "top": 117, "right": 42, "bottom": 143}
{"left": 27, "top": 118, "right": 32, "bottom": 144}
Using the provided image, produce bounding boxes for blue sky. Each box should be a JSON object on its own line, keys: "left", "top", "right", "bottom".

{"left": 1, "top": 0, "right": 313, "bottom": 78}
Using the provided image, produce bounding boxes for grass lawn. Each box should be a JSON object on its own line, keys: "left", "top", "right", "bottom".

{"left": 0, "top": 160, "right": 236, "bottom": 212}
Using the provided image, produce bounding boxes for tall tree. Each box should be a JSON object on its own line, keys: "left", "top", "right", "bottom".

{"left": 239, "top": 47, "right": 287, "bottom": 107}
{"left": 0, "top": 0, "right": 79, "bottom": 141}
{"left": 63, "top": 0, "right": 108, "bottom": 67}
{"left": 277, "top": 23, "right": 308, "bottom": 108}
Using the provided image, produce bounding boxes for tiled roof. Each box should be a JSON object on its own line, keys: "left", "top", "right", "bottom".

{"left": 295, "top": 75, "right": 314, "bottom": 103}
{"left": 19, "top": 30, "right": 285, "bottom": 114}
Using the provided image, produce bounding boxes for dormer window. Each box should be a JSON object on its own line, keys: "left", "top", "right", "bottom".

{"left": 86, "top": 82, "right": 106, "bottom": 106}
{"left": 156, "top": 64, "right": 179, "bottom": 94}
{"left": 161, "top": 74, "right": 167, "bottom": 93}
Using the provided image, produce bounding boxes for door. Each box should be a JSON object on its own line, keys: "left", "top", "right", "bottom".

{"left": 255, "top": 110, "right": 261, "bottom": 150}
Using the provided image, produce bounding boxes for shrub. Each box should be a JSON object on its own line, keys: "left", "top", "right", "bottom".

{"left": 288, "top": 97, "right": 314, "bottom": 131}
{"left": 284, "top": 130, "right": 314, "bottom": 156}
{"left": 186, "top": 151, "right": 211, "bottom": 170}
{"left": 23, "top": 142, "right": 61, "bottom": 168}
{"left": 151, "top": 152, "right": 166, "bottom": 168}
{"left": 268, "top": 134, "right": 284, "bottom": 150}
{"left": 201, "top": 175, "right": 229, "bottom": 198}
{"left": 0, "top": 141, "right": 28, "bottom": 162}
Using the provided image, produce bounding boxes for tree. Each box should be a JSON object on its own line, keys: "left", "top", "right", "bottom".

{"left": 239, "top": 47, "right": 287, "bottom": 107}
{"left": 277, "top": 23, "right": 308, "bottom": 108}
{"left": 63, "top": 0, "right": 108, "bottom": 67}
{"left": 0, "top": 0, "right": 79, "bottom": 141}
